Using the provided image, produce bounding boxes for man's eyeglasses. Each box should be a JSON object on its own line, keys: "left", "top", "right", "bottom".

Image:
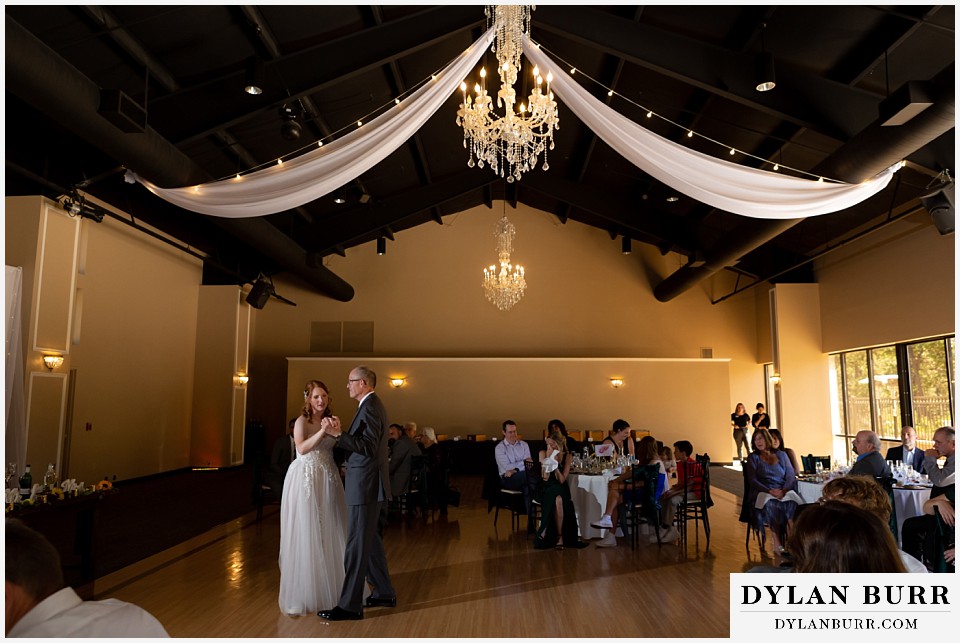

{"left": 348, "top": 378, "right": 363, "bottom": 383}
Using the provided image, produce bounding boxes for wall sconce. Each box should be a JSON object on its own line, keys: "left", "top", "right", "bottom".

{"left": 236, "top": 373, "right": 249, "bottom": 387}
{"left": 610, "top": 378, "right": 624, "bottom": 389}
{"left": 390, "top": 377, "right": 406, "bottom": 388}
{"left": 769, "top": 373, "right": 781, "bottom": 385}
{"left": 42, "top": 354, "right": 64, "bottom": 371}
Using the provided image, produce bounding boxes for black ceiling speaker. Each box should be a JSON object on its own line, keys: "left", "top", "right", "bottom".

{"left": 920, "top": 183, "right": 955, "bottom": 235}
{"left": 279, "top": 104, "right": 301, "bottom": 141}
{"left": 245, "top": 277, "right": 274, "bottom": 309}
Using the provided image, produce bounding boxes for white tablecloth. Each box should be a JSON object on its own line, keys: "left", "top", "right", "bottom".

{"left": 794, "top": 479, "right": 931, "bottom": 544}
{"left": 568, "top": 472, "right": 611, "bottom": 539}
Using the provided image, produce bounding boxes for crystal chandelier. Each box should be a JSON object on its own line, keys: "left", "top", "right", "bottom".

{"left": 482, "top": 208, "right": 527, "bottom": 311}
{"left": 456, "top": 5, "right": 559, "bottom": 183}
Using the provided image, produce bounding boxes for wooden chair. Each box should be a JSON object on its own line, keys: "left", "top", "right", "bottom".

{"left": 739, "top": 464, "right": 766, "bottom": 552}
{"left": 625, "top": 464, "right": 663, "bottom": 549}
{"left": 524, "top": 460, "right": 542, "bottom": 537}
{"left": 675, "top": 454, "right": 712, "bottom": 547}
{"left": 800, "top": 454, "right": 831, "bottom": 474}
{"left": 398, "top": 455, "right": 427, "bottom": 518}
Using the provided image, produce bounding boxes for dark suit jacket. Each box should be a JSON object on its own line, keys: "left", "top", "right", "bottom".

{"left": 848, "top": 450, "right": 892, "bottom": 480}
{"left": 338, "top": 391, "right": 391, "bottom": 505}
{"left": 884, "top": 445, "right": 926, "bottom": 474}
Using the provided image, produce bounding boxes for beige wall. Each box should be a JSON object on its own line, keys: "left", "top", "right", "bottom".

{"left": 817, "top": 211, "right": 955, "bottom": 352}
{"left": 286, "top": 357, "right": 732, "bottom": 459}
{"left": 248, "top": 202, "right": 765, "bottom": 460}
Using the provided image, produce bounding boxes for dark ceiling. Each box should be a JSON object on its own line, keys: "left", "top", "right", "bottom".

{"left": 5, "top": 5, "right": 955, "bottom": 303}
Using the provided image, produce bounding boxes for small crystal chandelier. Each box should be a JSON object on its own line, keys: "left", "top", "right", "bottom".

{"left": 482, "top": 206, "right": 527, "bottom": 311}
{"left": 456, "top": 5, "right": 559, "bottom": 183}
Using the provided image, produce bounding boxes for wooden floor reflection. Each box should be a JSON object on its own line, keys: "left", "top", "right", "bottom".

{"left": 98, "top": 477, "right": 763, "bottom": 638}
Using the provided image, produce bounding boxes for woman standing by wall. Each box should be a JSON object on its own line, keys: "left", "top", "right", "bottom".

{"left": 731, "top": 403, "right": 750, "bottom": 462}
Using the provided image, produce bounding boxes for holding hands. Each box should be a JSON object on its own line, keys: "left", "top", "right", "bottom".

{"left": 321, "top": 415, "right": 342, "bottom": 438}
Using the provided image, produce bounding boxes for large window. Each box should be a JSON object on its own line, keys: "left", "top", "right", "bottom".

{"left": 831, "top": 336, "right": 955, "bottom": 461}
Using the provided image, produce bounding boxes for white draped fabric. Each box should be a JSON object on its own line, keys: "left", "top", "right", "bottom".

{"left": 521, "top": 36, "right": 898, "bottom": 220}
{"left": 5, "top": 265, "right": 27, "bottom": 476}
{"left": 133, "top": 28, "right": 494, "bottom": 218}
{"left": 135, "top": 29, "right": 897, "bottom": 221}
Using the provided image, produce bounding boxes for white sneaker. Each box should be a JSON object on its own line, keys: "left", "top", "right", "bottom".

{"left": 614, "top": 527, "right": 624, "bottom": 538}
{"left": 590, "top": 515, "right": 613, "bottom": 529}
{"left": 596, "top": 532, "right": 618, "bottom": 548}
{"left": 660, "top": 526, "right": 680, "bottom": 543}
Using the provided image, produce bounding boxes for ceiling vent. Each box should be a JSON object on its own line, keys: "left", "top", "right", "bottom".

{"left": 98, "top": 89, "right": 147, "bottom": 133}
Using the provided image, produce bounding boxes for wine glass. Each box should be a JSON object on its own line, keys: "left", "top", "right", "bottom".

{"left": 6, "top": 463, "right": 15, "bottom": 489}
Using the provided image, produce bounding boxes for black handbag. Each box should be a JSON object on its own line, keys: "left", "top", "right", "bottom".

{"left": 447, "top": 486, "right": 461, "bottom": 507}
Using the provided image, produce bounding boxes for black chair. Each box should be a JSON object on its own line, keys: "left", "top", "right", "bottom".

{"left": 489, "top": 459, "right": 525, "bottom": 531}
{"left": 933, "top": 505, "right": 955, "bottom": 573}
{"left": 524, "top": 460, "right": 542, "bottom": 536}
{"left": 254, "top": 457, "right": 280, "bottom": 523}
{"left": 801, "top": 454, "right": 831, "bottom": 474}
{"left": 739, "top": 464, "right": 765, "bottom": 552}
{"left": 879, "top": 475, "right": 898, "bottom": 543}
{"left": 626, "top": 464, "right": 663, "bottom": 549}
{"left": 675, "top": 454, "right": 712, "bottom": 547}
{"left": 398, "top": 455, "right": 427, "bottom": 518}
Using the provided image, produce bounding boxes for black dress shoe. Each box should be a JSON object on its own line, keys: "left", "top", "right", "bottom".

{"left": 364, "top": 595, "right": 397, "bottom": 608}
{"left": 317, "top": 606, "right": 363, "bottom": 621}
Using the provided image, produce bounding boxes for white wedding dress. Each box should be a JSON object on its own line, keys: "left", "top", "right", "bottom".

{"left": 278, "top": 436, "right": 348, "bottom": 615}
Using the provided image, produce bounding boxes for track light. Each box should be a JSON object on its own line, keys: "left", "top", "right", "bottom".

{"left": 377, "top": 237, "right": 386, "bottom": 255}
{"left": 755, "top": 25, "right": 776, "bottom": 92}
{"left": 245, "top": 276, "right": 274, "bottom": 310}
{"left": 621, "top": 236, "right": 631, "bottom": 255}
{"left": 279, "top": 104, "right": 301, "bottom": 141}
{"left": 244, "top": 57, "right": 264, "bottom": 95}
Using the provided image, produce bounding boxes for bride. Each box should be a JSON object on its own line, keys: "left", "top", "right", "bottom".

{"left": 278, "top": 380, "right": 348, "bottom": 615}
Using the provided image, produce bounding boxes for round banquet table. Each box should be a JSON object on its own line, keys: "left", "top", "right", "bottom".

{"left": 795, "top": 478, "right": 931, "bottom": 544}
{"left": 568, "top": 472, "right": 613, "bottom": 539}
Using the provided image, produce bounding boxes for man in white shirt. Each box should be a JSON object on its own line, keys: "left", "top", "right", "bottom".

{"left": 6, "top": 519, "right": 169, "bottom": 637}
{"left": 494, "top": 420, "right": 533, "bottom": 530}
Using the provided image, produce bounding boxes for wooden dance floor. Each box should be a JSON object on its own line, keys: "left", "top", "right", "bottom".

{"left": 97, "top": 475, "right": 759, "bottom": 637}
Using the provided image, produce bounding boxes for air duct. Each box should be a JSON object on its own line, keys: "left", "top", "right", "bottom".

{"left": 653, "top": 63, "right": 955, "bottom": 303}
{"left": 5, "top": 15, "right": 354, "bottom": 302}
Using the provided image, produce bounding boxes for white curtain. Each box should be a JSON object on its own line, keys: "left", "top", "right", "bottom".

{"left": 5, "top": 265, "right": 27, "bottom": 476}
{"left": 521, "top": 36, "right": 898, "bottom": 220}
{"left": 133, "top": 28, "right": 494, "bottom": 218}
{"left": 136, "top": 29, "right": 897, "bottom": 221}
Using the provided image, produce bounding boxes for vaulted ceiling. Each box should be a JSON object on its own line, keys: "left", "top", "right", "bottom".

{"left": 5, "top": 5, "right": 955, "bottom": 303}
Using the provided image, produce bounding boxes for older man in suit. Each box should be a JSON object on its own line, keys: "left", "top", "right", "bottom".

{"left": 849, "top": 430, "right": 893, "bottom": 480}
{"left": 885, "top": 426, "right": 926, "bottom": 475}
{"left": 318, "top": 366, "right": 396, "bottom": 621}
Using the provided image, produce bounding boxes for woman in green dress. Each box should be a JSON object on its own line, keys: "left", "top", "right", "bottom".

{"left": 534, "top": 431, "right": 587, "bottom": 549}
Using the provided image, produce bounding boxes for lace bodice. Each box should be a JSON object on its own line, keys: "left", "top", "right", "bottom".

{"left": 294, "top": 436, "right": 338, "bottom": 498}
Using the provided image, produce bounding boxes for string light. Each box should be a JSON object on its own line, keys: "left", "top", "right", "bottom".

{"left": 201, "top": 35, "right": 843, "bottom": 188}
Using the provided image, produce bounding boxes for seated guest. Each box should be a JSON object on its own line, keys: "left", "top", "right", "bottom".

{"left": 388, "top": 423, "right": 420, "bottom": 498}
{"left": 820, "top": 476, "right": 927, "bottom": 572}
{"left": 420, "top": 427, "right": 449, "bottom": 514}
{"left": 885, "top": 426, "right": 926, "bottom": 474}
{"left": 534, "top": 430, "right": 588, "bottom": 550}
{"left": 902, "top": 482, "right": 955, "bottom": 571}
{"left": 591, "top": 436, "right": 666, "bottom": 548}
{"left": 494, "top": 420, "right": 533, "bottom": 528}
{"left": 848, "top": 430, "right": 893, "bottom": 481}
{"left": 745, "top": 428, "right": 802, "bottom": 556}
{"left": 768, "top": 429, "right": 801, "bottom": 477}
{"left": 655, "top": 440, "right": 700, "bottom": 543}
{"left": 548, "top": 418, "right": 580, "bottom": 455}
{"left": 602, "top": 419, "right": 636, "bottom": 459}
{"left": 923, "top": 426, "right": 955, "bottom": 491}
{"left": 660, "top": 445, "right": 677, "bottom": 481}
{"left": 6, "top": 519, "right": 170, "bottom": 637}
{"left": 790, "top": 501, "right": 907, "bottom": 573}
{"left": 264, "top": 418, "right": 296, "bottom": 502}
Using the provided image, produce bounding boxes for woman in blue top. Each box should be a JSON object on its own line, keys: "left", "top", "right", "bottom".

{"left": 745, "top": 428, "right": 802, "bottom": 555}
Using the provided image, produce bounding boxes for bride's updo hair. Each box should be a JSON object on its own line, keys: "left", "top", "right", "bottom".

{"left": 301, "top": 380, "right": 333, "bottom": 422}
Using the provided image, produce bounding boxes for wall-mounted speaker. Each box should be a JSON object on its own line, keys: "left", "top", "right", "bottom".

{"left": 921, "top": 183, "right": 954, "bottom": 235}
{"left": 245, "top": 278, "right": 273, "bottom": 309}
